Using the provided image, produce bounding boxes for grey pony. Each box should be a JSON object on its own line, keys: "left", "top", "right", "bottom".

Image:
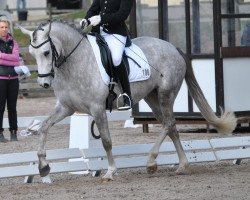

{"left": 20, "top": 20, "right": 236, "bottom": 181}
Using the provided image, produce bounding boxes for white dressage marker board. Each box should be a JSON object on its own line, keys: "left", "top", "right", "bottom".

{"left": 0, "top": 136, "right": 249, "bottom": 182}
{"left": 0, "top": 148, "right": 87, "bottom": 183}
{"left": 82, "top": 136, "right": 250, "bottom": 173}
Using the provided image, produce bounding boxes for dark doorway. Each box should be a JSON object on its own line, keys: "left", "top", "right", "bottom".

{"left": 47, "top": 0, "right": 82, "bottom": 9}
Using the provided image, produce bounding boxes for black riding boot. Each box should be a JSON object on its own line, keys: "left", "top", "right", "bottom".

{"left": 115, "top": 62, "right": 132, "bottom": 110}
{"left": 0, "top": 131, "right": 8, "bottom": 143}
{"left": 10, "top": 130, "right": 18, "bottom": 141}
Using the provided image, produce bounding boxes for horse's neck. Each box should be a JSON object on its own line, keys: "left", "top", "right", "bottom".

{"left": 52, "top": 27, "right": 89, "bottom": 66}
{"left": 54, "top": 33, "right": 91, "bottom": 76}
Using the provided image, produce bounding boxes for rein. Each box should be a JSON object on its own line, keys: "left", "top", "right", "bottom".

{"left": 30, "top": 33, "right": 85, "bottom": 78}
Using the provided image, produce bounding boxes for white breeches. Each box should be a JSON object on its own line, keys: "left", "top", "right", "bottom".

{"left": 100, "top": 28, "right": 126, "bottom": 67}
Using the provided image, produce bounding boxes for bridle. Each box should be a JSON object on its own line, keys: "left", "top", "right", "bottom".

{"left": 30, "top": 36, "right": 57, "bottom": 78}
{"left": 30, "top": 22, "right": 85, "bottom": 78}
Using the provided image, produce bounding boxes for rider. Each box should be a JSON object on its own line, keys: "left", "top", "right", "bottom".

{"left": 80, "top": 0, "right": 134, "bottom": 110}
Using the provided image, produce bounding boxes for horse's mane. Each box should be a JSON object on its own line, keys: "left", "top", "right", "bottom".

{"left": 33, "top": 19, "right": 86, "bottom": 42}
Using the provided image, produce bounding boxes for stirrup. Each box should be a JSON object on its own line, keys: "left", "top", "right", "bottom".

{"left": 117, "top": 93, "right": 131, "bottom": 110}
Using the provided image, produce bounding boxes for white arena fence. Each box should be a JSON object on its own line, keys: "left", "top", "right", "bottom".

{"left": 1, "top": 111, "right": 250, "bottom": 183}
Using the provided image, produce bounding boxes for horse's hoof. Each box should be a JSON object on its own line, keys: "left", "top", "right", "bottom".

{"left": 101, "top": 177, "right": 112, "bottom": 183}
{"left": 175, "top": 166, "right": 190, "bottom": 175}
{"left": 39, "top": 164, "right": 51, "bottom": 177}
{"left": 147, "top": 163, "right": 157, "bottom": 174}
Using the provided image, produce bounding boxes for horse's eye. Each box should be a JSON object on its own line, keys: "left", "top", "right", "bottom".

{"left": 44, "top": 50, "right": 50, "bottom": 57}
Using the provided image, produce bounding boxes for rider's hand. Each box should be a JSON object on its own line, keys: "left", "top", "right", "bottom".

{"left": 80, "top": 18, "right": 89, "bottom": 29}
{"left": 88, "top": 15, "right": 101, "bottom": 26}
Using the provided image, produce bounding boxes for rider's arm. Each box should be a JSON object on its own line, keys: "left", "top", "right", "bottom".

{"left": 85, "top": 0, "right": 101, "bottom": 19}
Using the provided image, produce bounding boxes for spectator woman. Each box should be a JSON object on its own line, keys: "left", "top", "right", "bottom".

{"left": 0, "top": 15, "right": 20, "bottom": 142}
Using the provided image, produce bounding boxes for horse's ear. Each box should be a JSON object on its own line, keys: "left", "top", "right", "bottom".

{"left": 44, "top": 21, "right": 52, "bottom": 37}
{"left": 19, "top": 26, "right": 33, "bottom": 39}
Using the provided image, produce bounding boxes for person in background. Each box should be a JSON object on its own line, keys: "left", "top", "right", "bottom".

{"left": 16, "top": 0, "right": 26, "bottom": 10}
{"left": 0, "top": 15, "right": 20, "bottom": 142}
{"left": 80, "top": 0, "right": 134, "bottom": 110}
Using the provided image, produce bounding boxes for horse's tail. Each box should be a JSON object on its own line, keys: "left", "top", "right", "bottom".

{"left": 177, "top": 48, "right": 236, "bottom": 134}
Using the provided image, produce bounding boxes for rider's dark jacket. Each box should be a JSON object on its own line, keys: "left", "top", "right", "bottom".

{"left": 84, "top": 0, "right": 134, "bottom": 36}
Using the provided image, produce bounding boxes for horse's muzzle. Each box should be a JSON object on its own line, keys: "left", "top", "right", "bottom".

{"left": 38, "top": 77, "right": 52, "bottom": 89}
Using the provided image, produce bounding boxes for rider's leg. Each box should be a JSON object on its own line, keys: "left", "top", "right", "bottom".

{"left": 115, "top": 62, "right": 132, "bottom": 110}
{"left": 101, "top": 31, "right": 132, "bottom": 109}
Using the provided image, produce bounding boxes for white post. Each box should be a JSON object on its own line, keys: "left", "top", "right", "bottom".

{"left": 69, "top": 113, "right": 92, "bottom": 175}
{"left": 69, "top": 110, "right": 131, "bottom": 150}
{"left": 69, "top": 113, "right": 92, "bottom": 150}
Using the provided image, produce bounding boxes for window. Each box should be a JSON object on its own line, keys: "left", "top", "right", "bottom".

{"left": 136, "top": 0, "right": 159, "bottom": 37}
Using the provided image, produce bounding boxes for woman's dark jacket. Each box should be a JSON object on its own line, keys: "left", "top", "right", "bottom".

{"left": 0, "top": 38, "right": 18, "bottom": 77}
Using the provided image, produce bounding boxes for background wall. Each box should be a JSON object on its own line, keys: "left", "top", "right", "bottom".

{"left": 6, "top": 0, "right": 47, "bottom": 18}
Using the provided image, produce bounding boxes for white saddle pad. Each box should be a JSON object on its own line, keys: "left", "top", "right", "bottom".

{"left": 87, "top": 34, "right": 151, "bottom": 85}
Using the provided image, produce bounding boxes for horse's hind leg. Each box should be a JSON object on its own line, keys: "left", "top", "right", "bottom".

{"left": 145, "top": 89, "right": 189, "bottom": 174}
{"left": 38, "top": 102, "right": 74, "bottom": 177}
{"left": 158, "top": 89, "right": 189, "bottom": 174}
{"left": 143, "top": 90, "right": 165, "bottom": 173}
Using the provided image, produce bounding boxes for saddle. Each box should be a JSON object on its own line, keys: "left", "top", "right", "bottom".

{"left": 94, "top": 33, "right": 131, "bottom": 112}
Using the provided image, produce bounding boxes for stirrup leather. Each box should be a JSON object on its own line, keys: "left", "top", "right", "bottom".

{"left": 117, "top": 93, "right": 131, "bottom": 110}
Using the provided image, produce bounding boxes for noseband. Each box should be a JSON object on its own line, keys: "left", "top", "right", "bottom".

{"left": 30, "top": 31, "right": 85, "bottom": 78}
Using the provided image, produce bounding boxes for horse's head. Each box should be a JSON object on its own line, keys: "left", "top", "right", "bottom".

{"left": 19, "top": 22, "right": 63, "bottom": 88}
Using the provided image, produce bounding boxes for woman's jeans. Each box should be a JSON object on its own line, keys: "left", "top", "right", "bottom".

{"left": 0, "top": 79, "right": 19, "bottom": 131}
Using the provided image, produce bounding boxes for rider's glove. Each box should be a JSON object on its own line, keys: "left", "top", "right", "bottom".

{"left": 88, "top": 15, "right": 101, "bottom": 26}
{"left": 80, "top": 18, "right": 90, "bottom": 29}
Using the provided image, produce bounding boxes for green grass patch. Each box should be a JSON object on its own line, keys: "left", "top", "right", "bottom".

{"left": 13, "top": 28, "right": 31, "bottom": 47}
{"left": 55, "top": 10, "right": 86, "bottom": 20}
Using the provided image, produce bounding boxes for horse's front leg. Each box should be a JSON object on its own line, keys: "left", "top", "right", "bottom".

{"left": 93, "top": 111, "right": 116, "bottom": 182}
{"left": 38, "top": 103, "right": 74, "bottom": 177}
